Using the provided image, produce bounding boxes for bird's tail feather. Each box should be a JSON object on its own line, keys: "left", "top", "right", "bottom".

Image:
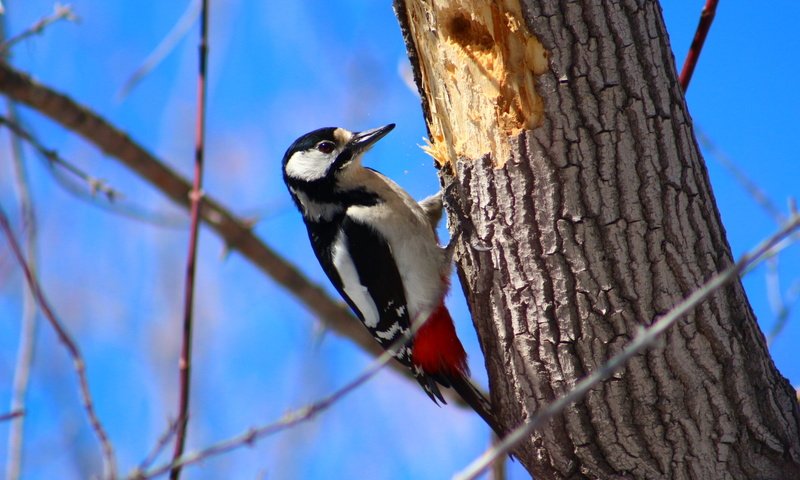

{"left": 449, "top": 374, "right": 508, "bottom": 440}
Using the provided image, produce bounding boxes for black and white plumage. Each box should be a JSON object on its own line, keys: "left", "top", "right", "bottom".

{"left": 281, "top": 124, "right": 506, "bottom": 438}
{"left": 283, "top": 124, "right": 446, "bottom": 389}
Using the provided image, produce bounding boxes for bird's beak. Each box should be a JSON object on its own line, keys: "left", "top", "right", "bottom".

{"left": 349, "top": 123, "right": 395, "bottom": 154}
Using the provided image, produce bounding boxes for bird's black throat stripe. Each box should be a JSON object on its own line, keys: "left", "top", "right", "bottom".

{"left": 287, "top": 177, "right": 381, "bottom": 207}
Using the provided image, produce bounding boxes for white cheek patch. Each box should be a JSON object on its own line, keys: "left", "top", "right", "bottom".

{"left": 285, "top": 150, "right": 334, "bottom": 182}
{"left": 332, "top": 232, "right": 379, "bottom": 329}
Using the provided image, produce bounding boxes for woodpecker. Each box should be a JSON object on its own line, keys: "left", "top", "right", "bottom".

{"left": 282, "top": 123, "right": 505, "bottom": 438}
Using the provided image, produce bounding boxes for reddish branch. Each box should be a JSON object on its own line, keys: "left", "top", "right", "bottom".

{"left": 679, "top": 0, "right": 719, "bottom": 91}
{"left": 0, "top": 410, "right": 24, "bottom": 422}
{"left": 0, "top": 205, "right": 117, "bottom": 478}
{"left": 170, "top": 0, "right": 209, "bottom": 478}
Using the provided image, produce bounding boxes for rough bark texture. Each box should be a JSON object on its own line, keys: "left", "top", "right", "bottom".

{"left": 395, "top": 0, "right": 800, "bottom": 478}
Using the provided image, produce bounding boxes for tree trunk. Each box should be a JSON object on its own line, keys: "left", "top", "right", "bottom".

{"left": 394, "top": 1, "right": 800, "bottom": 478}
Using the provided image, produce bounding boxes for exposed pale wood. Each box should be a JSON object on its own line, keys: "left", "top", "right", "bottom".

{"left": 395, "top": 0, "right": 800, "bottom": 478}
{"left": 397, "top": 0, "right": 547, "bottom": 169}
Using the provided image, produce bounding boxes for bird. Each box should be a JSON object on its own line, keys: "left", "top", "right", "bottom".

{"left": 281, "top": 123, "right": 506, "bottom": 439}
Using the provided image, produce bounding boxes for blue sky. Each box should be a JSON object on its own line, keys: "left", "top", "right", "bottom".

{"left": 0, "top": 1, "right": 798, "bottom": 479}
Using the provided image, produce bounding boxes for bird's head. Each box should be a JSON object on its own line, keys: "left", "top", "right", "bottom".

{"left": 282, "top": 124, "right": 395, "bottom": 185}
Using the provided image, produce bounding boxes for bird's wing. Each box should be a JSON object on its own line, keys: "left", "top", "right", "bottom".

{"left": 331, "top": 215, "right": 413, "bottom": 363}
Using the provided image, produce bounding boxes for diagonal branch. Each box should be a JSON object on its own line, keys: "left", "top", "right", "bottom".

{"left": 697, "top": 127, "right": 786, "bottom": 224}
{"left": 0, "top": 115, "right": 120, "bottom": 200}
{"left": 679, "top": 0, "right": 719, "bottom": 91}
{"left": 118, "top": 0, "right": 201, "bottom": 99}
{"left": 137, "top": 419, "right": 179, "bottom": 475}
{"left": 0, "top": 115, "right": 190, "bottom": 227}
{"left": 454, "top": 213, "right": 800, "bottom": 479}
{"left": 0, "top": 410, "right": 24, "bottom": 423}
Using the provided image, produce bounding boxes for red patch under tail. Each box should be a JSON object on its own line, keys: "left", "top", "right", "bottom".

{"left": 411, "top": 302, "right": 469, "bottom": 377}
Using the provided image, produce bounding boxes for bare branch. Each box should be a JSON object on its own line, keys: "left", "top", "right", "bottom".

{"left": 767, "top": 272, "right": 800, "bottom": 345}
{"left": 118, "top": 0, "right": 201, "bottom": 99}
{"left": 137, "top": 419, "right": 179, "bottom": 475}
{"left": 0, "top": 60, "right": 429, "bottom": 391}
{"left": 0, "top": 115, "right": 120, "bottom": 201}
{"left": 0, "top": 410, "right": 24, "bottom": 423}
{"left": 4, "top": 100, "right": 39, "bottom": 480}
{"left": 0, "top": 3, "right": 78, "bottom": 53}
{"left": 697, "top": 127, "right": 798, "bottom": 343}
{"left": 454, "top": 213, "right": 800, "bottom": 479}
{"left": 679, "top": 0, "right": 719, "bottom": 91}
{"left": 0, "top": 114, "right": 189, "bottom": 228}
{"left": 0, "top": 203, "right": 117, "bottom": 479}
{"left": 170, "top": 0, "right": 210, "bottom": 477}
{"left": 697, "top": 127, "right": 786, "bottom": 224}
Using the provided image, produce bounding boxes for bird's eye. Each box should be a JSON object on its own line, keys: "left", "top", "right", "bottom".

{"left": 317, "top": 141, "right": 335, "bottom": 154}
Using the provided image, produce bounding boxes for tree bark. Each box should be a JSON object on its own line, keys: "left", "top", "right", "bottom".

{"left": 394, "top": 1, "right": 800, "bottom": 478}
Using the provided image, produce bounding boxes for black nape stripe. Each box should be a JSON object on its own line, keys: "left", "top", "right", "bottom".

{"left": 287, "top": 177, "right": 382, "bottom": 209}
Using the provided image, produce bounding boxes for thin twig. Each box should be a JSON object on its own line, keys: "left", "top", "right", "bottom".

{"left": 697, "top": 128, "right": 798, "bottom": 343}
{"left": 0, "top": 3, "right": 78, "bottom": 53}
{"left": 0, "top": 115, "right": 120, "bottom": 201}
{"left": 0, "top": 410, "right": 24, "bottom": 422}
{"left": 679, "top": 0, "right": 719, "bottom": 91}
{"left": 0, "top": 61, "right": 444, "bottom": 398}
{"left": 454, "top": 214, "right": 800, "bottom": 480}
{"left": 132, "top": 322, "right": 421, "bottom": 479}
{"left": 4, "top": 100, "right": 39, "bottom": 480}
{"left": 0, "top": 115, "right": 188, "bottom": 227}
{"left": 137, "top": 419, "right": 180, "bottom": 474}
{"left": 118, "top": 0, "right": 201, "bottom": 99}
{"left": 1, "top": 9, "right": 38, "bottom": 477}
{"left": 767, "top": 276, "right": 800, "bottom": 345}
{"left": 170, "top": 1, "right": 209, "bottom": 478}
{"left": 765, "top": 257, "right": 787, "bottom": 346}
{"left": 0, "top": 203, "right": 117, "bottom": 479}
{"left": 697, "top": 128, "right": 786, "bottom": 224}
